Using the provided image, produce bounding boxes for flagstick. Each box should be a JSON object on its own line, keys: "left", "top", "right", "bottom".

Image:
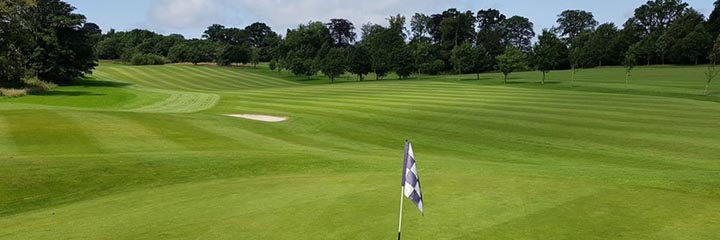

{"left": 397, "top": 185, "right": 405, "bottom": 240}
{"left": 398, "top": 140, "right": 409, "bottom": 240}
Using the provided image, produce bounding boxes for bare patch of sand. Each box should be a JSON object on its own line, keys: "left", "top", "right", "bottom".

{"left": 225, "top": 114, "right": 288, "bottom": 122}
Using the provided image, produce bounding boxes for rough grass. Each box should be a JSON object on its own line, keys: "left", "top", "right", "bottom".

{"left": 0, "top": 88, "right": 27, "bottom": 97}
{"left": 0, "top": 63, "right": 718, "bottom": 239}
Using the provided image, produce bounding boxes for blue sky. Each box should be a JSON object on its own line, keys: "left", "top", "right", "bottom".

{"left": 66, "top": 0, "right": 715, "bottom": 39}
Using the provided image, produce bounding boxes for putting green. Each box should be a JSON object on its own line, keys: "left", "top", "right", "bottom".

{"left": 0, "top": 63, "right": 718, "bottom": 239}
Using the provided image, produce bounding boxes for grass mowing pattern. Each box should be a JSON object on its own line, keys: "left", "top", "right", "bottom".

{"left": 0, "top": 63, "right": 718, "bottom": 239}
{"left": 125, "top": 89, "right": 220, "bottom": 113}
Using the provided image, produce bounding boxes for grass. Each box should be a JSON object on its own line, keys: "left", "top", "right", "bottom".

{"left": 0, "top": 63, "right": 719, "bottom": 239}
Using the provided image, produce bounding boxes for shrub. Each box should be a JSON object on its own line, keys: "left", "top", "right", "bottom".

{"left": 130, "top": 54, "right": 169, "bottom": 65}
{"left": 25, "top": 78, "right": 58, "bottom": 94}
{"left": 0, "top": 88, "right": 28, "bottom": 98}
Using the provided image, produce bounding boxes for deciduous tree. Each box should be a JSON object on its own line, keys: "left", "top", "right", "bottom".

{"left": 496, "top": 47, "right": 527, "bottom": 84}
{"left": 320, "top": 48, "right": 346, "bottom": 83}
{"left": 705, "top": 35, "right": 720, "bottom": 95}
{"left": 503, "top": 16, "right": 535, "bottom": 52}
{"left": 327, "top": 19, "right": 356, "bottom": 47}
{"left": 556, "top": 10, "right": 598, "bottom": 42}
{"left": 532, "top": 30, "right": 566, "bottom": 84}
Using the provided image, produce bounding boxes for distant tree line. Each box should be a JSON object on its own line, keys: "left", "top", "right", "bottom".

{"left": 4, "top": 0, "right": 720, "bottom": 92}
{"left": 1, "top": 0, "right": 98, "bottom": 87}
{"left": 93, "top": 22, "right": 280, "bottom": 67}
{"left": 265, "top": 0, "right": 720, "bottom": 83}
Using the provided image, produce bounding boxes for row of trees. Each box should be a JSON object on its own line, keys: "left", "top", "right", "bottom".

{"left": 266, "top": 0, "right": 720, "bottom": 84}
{"left": 1, "top": 0, "right": 98, "bottom": 87}
{"left": 93, "top": 22, "right": 282, "bottom": 66}
{"left": 4, "top": 0, "right": 720, "bottom": 91}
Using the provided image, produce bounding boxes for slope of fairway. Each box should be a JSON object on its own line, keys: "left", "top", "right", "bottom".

{"left": 93, "top": 63, "right": 301, "bottom": 91}
{"left": 1, "top": 64, "right": 719, "bottom": 239}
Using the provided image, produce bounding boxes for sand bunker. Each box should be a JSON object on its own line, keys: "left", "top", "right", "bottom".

{"left": 226, "top": 114, "right": 288, "bottom": 122}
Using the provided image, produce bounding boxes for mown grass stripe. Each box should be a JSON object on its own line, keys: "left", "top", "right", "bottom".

{"left": 162, "top": 65, "right": 250, "bottom": 90}
{"left": 56, "top": 111, "right": 186, "bottom": 153}
{"left": 169, "top": 65, "right": 261, "bottom": 89}
{"left": 0, "top": 115, "right": 17, "bottom": 154}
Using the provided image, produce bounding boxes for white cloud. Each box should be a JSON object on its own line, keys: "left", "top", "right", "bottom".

{"left": 148, "top": 0, "right": 225, "bottom": 29}
{"left": 148, "top": 0, "right": 463, "bottom": 36}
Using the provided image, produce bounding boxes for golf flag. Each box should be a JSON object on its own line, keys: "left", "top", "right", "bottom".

{"left": 401, "top": 141, "right": 424, "bottom": 213}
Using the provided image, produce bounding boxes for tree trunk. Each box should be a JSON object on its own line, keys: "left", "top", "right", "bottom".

{"left": 625, "top": 72, "right": 629, "bottom": 88}
{"left": 504, "top": 74, "right": 508, "bottom": 84}
{"left": 476, "top": 73, "right": 480, "bottom": 80}
{"left": 706, "top": 81, "right": 711, "bottom": 95}
{"left": 571, "top": 66, "right": 575, "bottom": 86}
{"left": 541, "top": 72, "right": 545, "bottom": 85}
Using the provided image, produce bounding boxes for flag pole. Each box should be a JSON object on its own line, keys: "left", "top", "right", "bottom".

{"left": 398, "top": 140, "right": 410, "bottom": 240}
{"left": 397, "top": 185, "right": 405, "bottom": 240}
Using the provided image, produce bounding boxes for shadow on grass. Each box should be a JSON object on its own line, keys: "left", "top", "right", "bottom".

{"left": 37, "top": 91, "right": 105, "bottom": 96}
{"left": 503, "top": 81, "right": 562, "bottom": 85}
{"left": 71, "top": 78, "right": 132, "bottom": 88}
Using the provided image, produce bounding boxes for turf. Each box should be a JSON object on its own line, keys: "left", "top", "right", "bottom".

{"left": 0, "top": 63, "right": 719, "bottom": 239}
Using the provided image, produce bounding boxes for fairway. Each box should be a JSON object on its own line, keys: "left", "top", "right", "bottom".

{"left": 1, "top": 63, "right": 720, "bottom": 239}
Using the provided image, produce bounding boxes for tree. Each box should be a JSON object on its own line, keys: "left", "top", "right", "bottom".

{"left": 476, "top": 9, "right": 507, "bottom": 70}
{"left": 496, "top": 47, "right": 527, "bottom": 84}
{"left": 320, "top": 48, "right": 346, "bottom": 83}
{"left": 624, "top": 47, "right": 638, "bottom": 87}
{"left": 244, "top": 22, "right": 279, "bottom": 61}
{"left": 327, "top": 19, "right": 356, "bottom": 47}
{"left": 169, "top": 40, "right": 218, "bottom": 64}
{"left": 589, "top": 23, "right": 620, "bottom": 66}
{"left": 394, "top": 45, "right": 416, "bottom": 79}
{"left": 679, "top": 24, "right": 713, "bottom": 64}
{"left": 287, "top": 53, "right": 315, "bottom": 77}
{"left": 28, "top": 0, "right": 98, "bottom": 84}
{"left": 666, "top": 9, "right": 706, "bottom": 64}
{"left": 438, "top": 8, "right": 476, "bottom": 49}
{"left": 282, "top": 21, "right": 332, "bottom": 77}
{"left": 532, "top": 30, "right": 566, "bottom": 84}
{"left": 204, "top": 24, "right": 228, "bottom": 42}
{"left": 450, "top": 43, "right": 475, "bottom": 79}
{"left": 410, "top": 41, "right": 437, "bottom": 78}
{"left": 503, "top": 16, "right": 535, "bottom": 52}
{"left": 632, "top": 0, "right": 688, "bottom": 35}
{"left": 708, "top": 0, "right": 720, "bottom": 39}
{"left": 347, "top": 45, "right": 371, "bottom": 81}
{"left": 656, "top": 34, "right": 669, "bottom": 65}
{"left": 362, "top": 18, "right": 404, "bottom": 80}
{"left": 706, "top": 35, "right": 720, "bottom": 95}
{"left": 556, "top": 10, "right": 598, "bottom": 42}
{"left": 410, "top": 13, "right": 432, "bottom": 41}
{"left": 269, "top": 59, "right": 278, "bottom": 72}
{"left": 216, "top": 45, "right": 251, "bottom": 66}
{"left": 470, "top": 45, "right": 492, "bottom": 80}
{"left": 0, "top": 0, "right": 34, "bottom": 87}
{"left": 250, "top": 47, "right": 260, "bottom": 67}
{"left": 204, "top": 24, "right": 250, "bottom": 46}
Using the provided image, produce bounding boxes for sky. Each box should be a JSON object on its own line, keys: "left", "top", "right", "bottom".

{"left": 66, "top": 0, "right": 715, "bottom": 39}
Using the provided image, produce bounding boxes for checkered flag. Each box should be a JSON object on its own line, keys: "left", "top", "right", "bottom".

{"left": 401, "top": 141, "right": 423, "bottom": 213}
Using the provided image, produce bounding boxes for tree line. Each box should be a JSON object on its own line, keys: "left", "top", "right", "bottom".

{"left": 3, "top": 0, "right": 720, "bottom": 92}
